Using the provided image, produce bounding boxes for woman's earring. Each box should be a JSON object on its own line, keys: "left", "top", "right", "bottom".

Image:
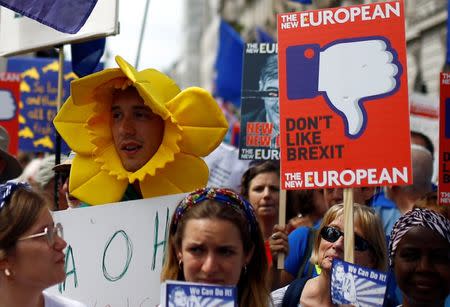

{"left": 4, "top": 268, "right": 11, "bottom": 277}
{"left": 243, "top": 265, "right": 248, "bottom": 275}
{"left": 178, "top": 259, "right": 183, "bottom": 270}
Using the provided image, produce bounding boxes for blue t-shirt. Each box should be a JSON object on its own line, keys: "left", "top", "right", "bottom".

{"left": 371, "top": 191, "right": 401, "bottom": 237}
{"left": 284, "top": 221, "right": 321, "bottom": 278}
{"left": 284, "top": 226, "right": 310, "bottom": 277}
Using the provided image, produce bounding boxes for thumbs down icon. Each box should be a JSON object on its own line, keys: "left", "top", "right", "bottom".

{"left": 286, "top": 37, "right": 401, "bottom": 138}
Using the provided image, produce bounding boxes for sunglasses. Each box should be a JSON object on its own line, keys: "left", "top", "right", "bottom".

{"left": 320, "top": 226, "right": 371, "bottom": 252}
{"left": 18, "top": 223, "right": 64, "bottom": 246}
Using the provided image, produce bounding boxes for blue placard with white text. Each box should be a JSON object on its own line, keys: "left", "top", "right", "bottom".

{"left": 161, "top": 280, "right": 237, "bottom": 307}
{"left": 331, "top": 259, "right": 387, "bottom": 307}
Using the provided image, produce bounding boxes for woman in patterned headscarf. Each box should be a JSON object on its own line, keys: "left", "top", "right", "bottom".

{"left": 389, "top": 208, "right": 450, "bottom": 307}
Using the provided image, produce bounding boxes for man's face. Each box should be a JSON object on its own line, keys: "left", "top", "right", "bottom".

{"left": 111, "top": 88, "right": 164, "bottom": 172}
{"left": 173, "top": 290, "right": 187, "bottom": 306}
{"left": 324, "top": 187, "right": 374, "bottom": 206}
{"left": 260, "top": 78, "right": 279, "bottom": 133}
{"left": 335, "top": 264, "right": 345, "bottom": 282}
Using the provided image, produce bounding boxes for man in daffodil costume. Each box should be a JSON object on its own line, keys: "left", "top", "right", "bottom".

{"left": 54, "top": 56, "right": 228, "bottom": 205}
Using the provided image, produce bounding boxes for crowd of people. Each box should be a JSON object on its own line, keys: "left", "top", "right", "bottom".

{"left": 0, "top": 57, "right": 448, "bottom": 307}
{"left": 1, "top": 127, "right": 449, "bottom": 306}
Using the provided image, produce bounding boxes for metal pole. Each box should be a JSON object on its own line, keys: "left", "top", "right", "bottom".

{"left": 135, "top": 0, "right": 151, "bottom": 69}
{"left": 54, "top": 46, "right": 64, "bottom": 210}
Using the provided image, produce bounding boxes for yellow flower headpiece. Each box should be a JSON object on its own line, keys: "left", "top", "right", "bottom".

{"left": 54, "top": 56, "right": 228, "bottom": 205}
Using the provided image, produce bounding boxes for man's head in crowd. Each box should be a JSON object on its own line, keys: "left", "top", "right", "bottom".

{"left": 387, "top": 144, "right": 433, "bottom": 213}
{"left": 259, "top": 55, "right": 279, "bottom": 134}
{"left": 110, "top": 86, "right": 164, "bottom": 172}
{"left": 324, "top": 187, "right": 375, "bottom": 207}
{"left": 410, "top": 130, "right": 434, "bottom": 159}
{"left": 408, "top": 144, "right": 434, "bottom": 196}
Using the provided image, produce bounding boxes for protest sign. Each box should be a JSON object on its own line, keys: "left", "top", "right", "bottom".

{"left": 7, "top": 57, "right": 102, "bottom": 153}
{"left": 331, "top": 259, "right": 387, "bottom": 307}
{"left": 439, "top": 72, "right": 450, "bottom": 205}
{"left": 160, "top": 280, "right": 237, "bottom": 307}
{"left": 239, "top": 43, "right": 279, "bottom": 160}
{"left": 0, "top": 0, "right": 118, "bottom": 56}
{"left": 277, "top": 1, "right": 412, "bottom": 189}
{"left": 204, "top": 142, "right": 250, "bottom": 192}
{"left": 47, "top": 194, "right": 184, "bottom": 306}
{"left": 0, "top": 72, "right": 20, "bottom": 155}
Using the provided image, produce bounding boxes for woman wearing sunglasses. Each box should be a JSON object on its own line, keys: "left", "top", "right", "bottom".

{"left": 0, "top": 182, "right": 86, "bottom": 306}
{"left": 272, "top": 203, "right": 387, "bottom": 307}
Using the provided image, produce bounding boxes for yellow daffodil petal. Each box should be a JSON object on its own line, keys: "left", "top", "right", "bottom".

{"left": 53, "top": 97, "right": 96, "bottom": 154}
{"left": 116, "top": 56, "right": 180, "bottom": 104}
{"left": 166, "top": 87, "right": 228, "bottom": 156}
{"left": 69, "top": 154, "right": 128, "bottom": 205}
{"left": 116, "top": 56, "right": 179, "bottom": 119}
{"left": 139, "top": 153, "right": 209, "bottom": 198}
{"left": 95, "top": 143, "right": 129, "bottom": 180}
{"left": 70, "top": 68, "right": 124, "bottom": 106}
{"left": 115, "top": 56, "right": 139, "bottom": 83}
{"left": 87, "top": 112, "right": 113, "bottom": 150}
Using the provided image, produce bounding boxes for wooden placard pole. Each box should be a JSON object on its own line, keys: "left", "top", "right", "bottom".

{"left": 343, "top": 188, "right": 354, "bottom": 263}
{"left": 277, "top": 188, "right": 287, "bottom": 269}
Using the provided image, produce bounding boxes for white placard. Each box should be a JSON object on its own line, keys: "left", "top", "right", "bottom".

{"left": 0, "top": 0, "right": 119, "bottom": 56}
{"left": 203, "top": 142, "right": 250, "bottom": 192}
{"left": 47, "top": 193, "right": 185, "bottom": 306}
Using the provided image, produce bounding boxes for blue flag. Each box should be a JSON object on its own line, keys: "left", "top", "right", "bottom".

{"left": 71, "top": 38, "right": 105, "bottom": 77}
{"left": 289, "top": 0, "right": 312, "bottom": 3}
{"left": 0, "top": 0, "right": 98, "bottom": 34}
{"left": 214, "top": 20, "right": 244, "bottom": 107}
{"left": 256, "top": 27, "right": 275, "bottom": 43}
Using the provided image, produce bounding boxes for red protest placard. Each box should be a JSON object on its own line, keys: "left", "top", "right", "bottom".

{"left": 439, "top": 73, "right": 450, "bottom": 205}
{"left": 277, "top": 0, "right": 411, "bottom": 189}
{"left": 0, "top": 72, "right": 21, "bottom": 155}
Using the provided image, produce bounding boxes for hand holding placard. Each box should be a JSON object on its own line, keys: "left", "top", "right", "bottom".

{"left": 286, "top": 37, "right": 401, "bottom": 138}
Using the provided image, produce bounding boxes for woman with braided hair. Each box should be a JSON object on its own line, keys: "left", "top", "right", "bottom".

{"left": 161, "top": 187, "right": 271, "bottom": 307}
{"left": 389, "top": 207, "right": 450, "bottom": 307}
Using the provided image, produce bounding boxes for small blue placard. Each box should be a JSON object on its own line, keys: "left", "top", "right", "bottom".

{"left": 161, "top": 280, "right": 237, "bottom": 307}
{"left": 331, "top": 259, "right": 387, "bottom": 307}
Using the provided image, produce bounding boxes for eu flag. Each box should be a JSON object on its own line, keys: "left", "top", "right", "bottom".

{"left": 214, "top": 20, "right": 244, "bottom": 107}
{"left": 0, "top": 0, "right": 98, "bottom": 34}
{"left": 256, "top": 27, "right": 275, "bottom": 43}
{"left": 290, "top": 0, "right": 312, "bottom": 3}
{"left": 71, "top": 38, "right": 105, "bottom": 77}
